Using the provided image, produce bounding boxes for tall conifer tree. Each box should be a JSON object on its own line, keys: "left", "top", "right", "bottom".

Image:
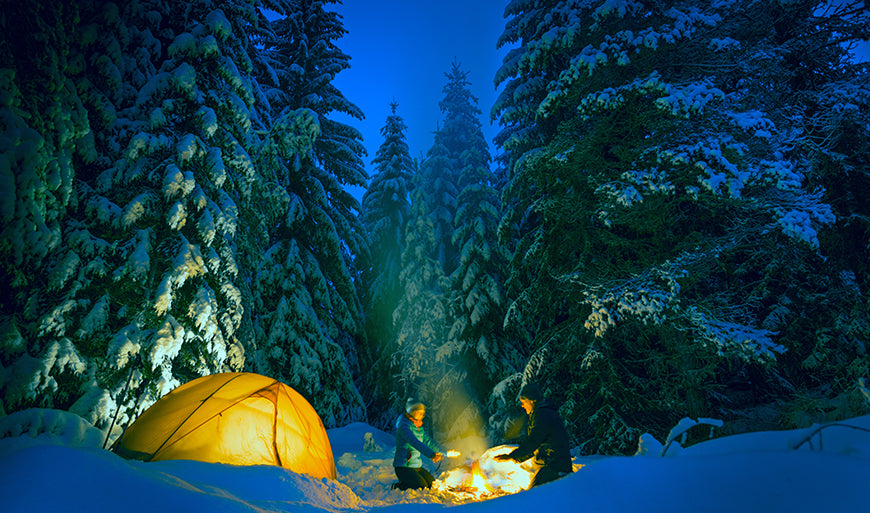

{"left": 360, "top": 102, "right": 415, "bottom": 422}
{"left": 393, "top": 184, "right": 450, "bottom": 412}
{"left": 251, "top": 0, "right": 367, "bottom": 425}
{"left": 491, "top": 0, "right": 870, "bottom": 453}
{"left": 440, "top": 63, "right": 516, "bottom": 438}
{"left": 0, "top": 0, "right": 318, "bottom": 436}
{"left": 391, "top": 63, "right": 514, "bottom": 440}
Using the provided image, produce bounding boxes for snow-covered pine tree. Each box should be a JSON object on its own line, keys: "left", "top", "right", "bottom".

{"left": 491, "top": 0, "right": 568, "bottom": 175}
{"left": 392, "top": 183, "right": 451, "bottom": 424}
{"left": 429, "top": 63, "right": 518, "bottom": 440}
{"left": 490, "top": 0, "right": 868, "bottom": 453}
{"left": 0, "top": 0, "right": 319, "bottom": 438}
{"left": 360, "top": 102, "right": 415, "bottom": 425}
{"left": 766, "top": 0, "right": 870, "bottom": 410}
{"left": 385, "top": 136, "right": 456, "bottom": 436}
{"left": 416, "top": 63, "right": 481, "bottom": 278}
{"left": 0, "top": 0, "right": 93, "bottom": 416}
{"left": 249, "top": 0, "right": 367, "bottom": 426}
{"left": 417, "top": 137, "right": 458, "bottom": 275}
{"left": 490, "top": 0, "right": 575, "bottom": 236}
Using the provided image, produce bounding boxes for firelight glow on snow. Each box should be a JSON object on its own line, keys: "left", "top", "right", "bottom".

{"left": 1, "top": 408, "right": 868, "bottom": 513}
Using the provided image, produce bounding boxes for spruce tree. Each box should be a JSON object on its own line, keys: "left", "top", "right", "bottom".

{"left": 359, "top": 102, "right": 415, "bottom": 424}
{"left": 250, "top": 0, "right": 367, "bottom": 426}
{"left": 389, "top": 63, "right": 517, "bottom": 441}
{"left": 491, "top": 0, "right": 870, "bottom": 453}
{"left": 1, "top": 0, "right": 92, "bottom": 416}
{"left": 417, "top": 138, "right": 458, "bottom": 274}
{"left": 392, "top": 184, "right": 450, "bottom": 414}
{"left": 0, "top": 0, "right": 318, "bottom": 438}
{"left": 491, "top": 0, "right": 567, "bottom": 172}
{"left": 767, "top": 1, "right": 870, "bottom": 409}
{"left": 428, "top": 63, "right": 516, "bottom": 439}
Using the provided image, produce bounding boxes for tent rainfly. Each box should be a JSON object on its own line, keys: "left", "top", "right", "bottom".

{"left": 115, "top": 372, "right": 336, "bottom": 479}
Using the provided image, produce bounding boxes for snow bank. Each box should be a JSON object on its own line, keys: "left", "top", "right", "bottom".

{"left": 0, "top": 408, "right": 104, "bottom": 448}
{"left": 1, "top": 409, "right": 869, "bottom": 513}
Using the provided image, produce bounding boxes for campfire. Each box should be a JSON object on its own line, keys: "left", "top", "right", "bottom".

{"left": 432, "top": 445, "right": 538, "bottom": 503}
{"left": 451, "top": 459, "right": 495, "bottom": 496}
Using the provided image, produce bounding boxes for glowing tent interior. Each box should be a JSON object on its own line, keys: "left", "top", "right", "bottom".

{"left": 115, "top": 372, "right": 336, "bottom": 480}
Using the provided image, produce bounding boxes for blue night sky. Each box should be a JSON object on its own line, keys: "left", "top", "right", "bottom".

{"left": 328, "top": 0, "right": 509, "bottom": 201}
{"left": 318, "top": 1, "right": 870, "bottom": 203}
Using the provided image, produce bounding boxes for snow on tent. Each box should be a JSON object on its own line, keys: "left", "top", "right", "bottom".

{"left": 115, "top": 372, "right": 336, "bottom": 479}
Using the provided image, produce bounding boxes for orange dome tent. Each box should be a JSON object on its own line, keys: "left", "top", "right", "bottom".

{"left": 115, "top": 372, "right": 336, "bottom": 479}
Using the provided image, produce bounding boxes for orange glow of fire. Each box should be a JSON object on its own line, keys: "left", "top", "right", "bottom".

{"left": 467, "top": 460, "right": 494, "bottom": 495}
{"left": 432, "top": 445, "right": 539, "bottom": 502}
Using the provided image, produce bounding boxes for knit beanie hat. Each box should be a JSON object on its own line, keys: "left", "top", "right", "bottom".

{"left": 519, "top": 383, "right": 542, "bottom": 402}
{"left": 405, "top": 397, "right": 425, "bottom": 414}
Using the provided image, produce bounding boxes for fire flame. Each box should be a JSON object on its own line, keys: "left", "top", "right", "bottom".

{"left": 468, "top": 460, "right": 494, "bottom": 494}
{"left": 432, "top": 445, "right": 535, "bottom": 502}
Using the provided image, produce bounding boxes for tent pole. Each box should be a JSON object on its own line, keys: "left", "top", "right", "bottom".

{"left": 103, "top": 354, "right": 140, "bottom": 450}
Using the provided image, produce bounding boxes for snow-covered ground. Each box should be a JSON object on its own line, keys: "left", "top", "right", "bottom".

{"left": 1, "top": 408, "right": 868, "bottom": 513}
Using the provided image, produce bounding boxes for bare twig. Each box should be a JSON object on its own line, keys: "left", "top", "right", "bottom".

{"left": 790, "top": 423, "right": 870, "bottom": 451}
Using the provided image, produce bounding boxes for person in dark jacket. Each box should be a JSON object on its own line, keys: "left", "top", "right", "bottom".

{"left": 392, "top": 398, "right": 443, "bottom": 490}
{"left": 494, "top": 383, "right": 573, "bottom": 487}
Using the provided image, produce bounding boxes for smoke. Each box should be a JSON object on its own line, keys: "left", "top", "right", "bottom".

{"left": 430, "top": 381, "right": 491, "bottom": 459}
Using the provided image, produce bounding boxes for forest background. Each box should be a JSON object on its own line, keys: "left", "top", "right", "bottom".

{"left": 1, "top": 0, "right": 869, "bottom": 455}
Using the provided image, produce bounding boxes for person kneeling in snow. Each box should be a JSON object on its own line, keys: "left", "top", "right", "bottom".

{"left": 393, "top": 398, "right": 443, "bottom": 490}
{"left": 494, "top": 383, "right": 573, "bottom": 487}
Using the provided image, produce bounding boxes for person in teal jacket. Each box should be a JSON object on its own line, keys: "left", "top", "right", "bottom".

{"left": 392, "top": 398, "right": 443, "bottom": 490}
